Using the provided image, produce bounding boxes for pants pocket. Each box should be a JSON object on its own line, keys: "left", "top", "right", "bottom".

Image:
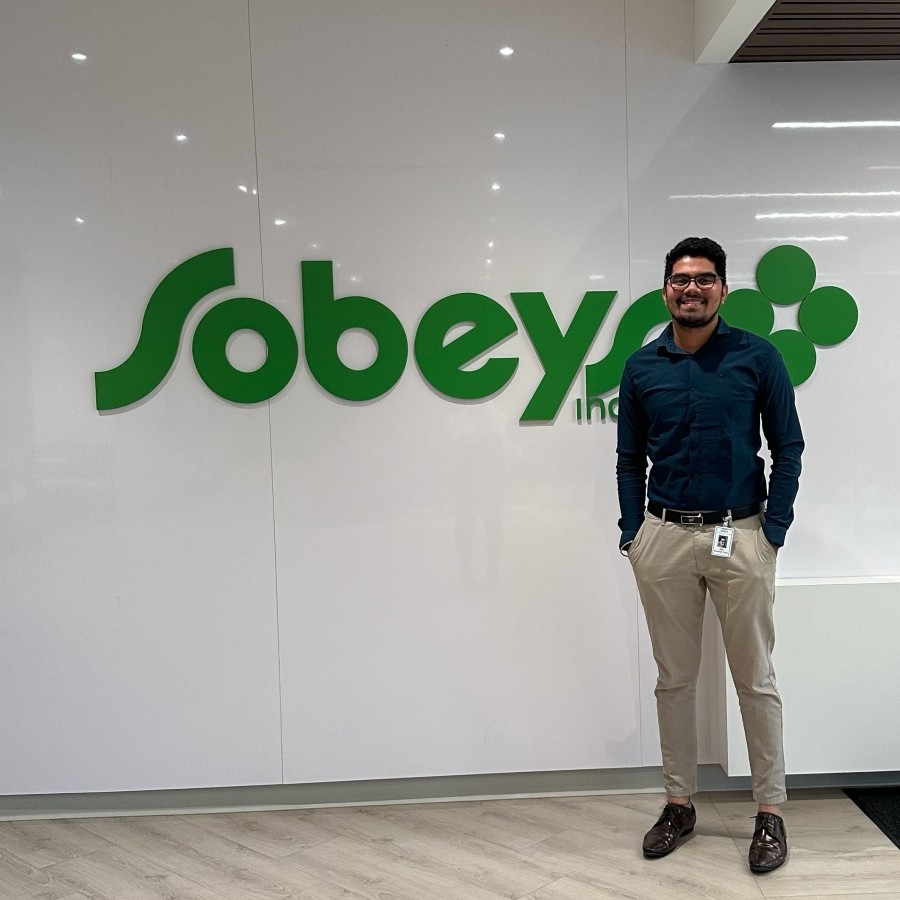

{"left": 755, "top": 523, "right": 777, "bottom": 563}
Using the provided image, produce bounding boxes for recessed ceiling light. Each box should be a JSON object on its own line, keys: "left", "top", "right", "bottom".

{"left": 499, "top": 46, "right": 514, "bottom": 56}
{"left": 238, "top": 185, "right": 248, "bottom": 193}
{"left": 494, "top": 132, "right": 506, "bottom": 141}
{"left": 71, "top": 53, "right": 87, "bottom": 61}
{"left": 75, "top": 217, "right": 85, "bottom": 224}
{"left": 274, "top": 219, "right": 286, "bottom": 226}
{"left": 175, "top": 134, "right": 188, "bottom": 142}
{"left": 491, "top": 183, "right": 501, "bottom": 191}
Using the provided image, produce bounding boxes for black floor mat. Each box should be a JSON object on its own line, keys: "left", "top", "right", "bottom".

{"left": 844, "top": 787, "right": 900, "bottom": 850}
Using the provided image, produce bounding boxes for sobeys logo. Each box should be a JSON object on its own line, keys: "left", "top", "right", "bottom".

{"left": 95, "top": 244, "right": 858, "bottom": 422}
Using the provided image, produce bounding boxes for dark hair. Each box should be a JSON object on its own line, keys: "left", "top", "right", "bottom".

{"left": 664, "top": 237, "right": 726, "bottom": 283}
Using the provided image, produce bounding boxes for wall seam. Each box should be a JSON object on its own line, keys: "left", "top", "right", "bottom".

{"left": 247, "top": 0, "right": 287, "bottom": 786}
{"left": 622, "top": 0, "right": 646, "bottom": 770}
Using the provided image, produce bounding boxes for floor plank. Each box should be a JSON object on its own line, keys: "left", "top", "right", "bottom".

{"left": 304, "top": 803, "right": 562, "bottom": 896}
{"left": 186, "top": 811, "right": 336, "bottom": 860}
{"left": 0, "top": 819, "right": 113, "bottom": 868}
{"left": 286, "top": 834, "right": 514, "bottom": 900}
{"left": 0, "top": 844, "right": 78, "bottom": 899}
{"left": 48, "top": 845, "right": 234, "bottom": 900}
{"left": 79, "top": 815, "right": 323, "bottom": 900}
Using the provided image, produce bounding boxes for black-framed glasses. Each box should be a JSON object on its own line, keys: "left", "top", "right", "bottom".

{"left": 665, "top": 273, "right": 723, "bottom": 289}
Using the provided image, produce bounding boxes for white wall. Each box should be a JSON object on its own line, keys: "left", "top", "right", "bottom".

{"left": 1, "top": 0, "right": 897, "bottom": 795}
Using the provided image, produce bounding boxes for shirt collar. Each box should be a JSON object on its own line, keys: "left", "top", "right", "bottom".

{"left": 656, "top": 316, "right": 731, "bottom": 357}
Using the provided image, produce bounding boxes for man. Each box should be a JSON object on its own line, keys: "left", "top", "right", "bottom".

{"left": 616, "top": 237, "right": 803, "bottom": 874}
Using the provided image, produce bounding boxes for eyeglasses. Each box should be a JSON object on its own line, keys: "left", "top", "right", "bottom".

{"left": 665, "top": 273, "right": 723, "bottom": 289}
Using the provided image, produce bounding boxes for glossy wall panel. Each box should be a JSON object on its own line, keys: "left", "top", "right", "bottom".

{"left": 249, "top": 0, "right": 642, "bottom": 782}
{"left": 0, "top": 1, "right": 283, "bottom": 793}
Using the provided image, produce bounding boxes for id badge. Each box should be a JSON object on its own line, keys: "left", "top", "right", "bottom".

{"left": 711, "top": 525, "right": 734, "bottom": 558}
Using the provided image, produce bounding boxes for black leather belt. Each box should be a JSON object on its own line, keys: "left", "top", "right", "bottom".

{"left": 646, "top": 502, "right": 762, "bottom": 526}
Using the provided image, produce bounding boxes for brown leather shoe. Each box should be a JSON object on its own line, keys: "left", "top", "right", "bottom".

{"left": 749, "top": 812, "right": 788, "bottom": 874}
{"left": 642, "top": 802, "right": 696, "bottom": 858}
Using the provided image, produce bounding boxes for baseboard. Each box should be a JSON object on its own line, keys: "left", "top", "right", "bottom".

{"left": 2, "top": 765, "right": 899, "bottom": 820}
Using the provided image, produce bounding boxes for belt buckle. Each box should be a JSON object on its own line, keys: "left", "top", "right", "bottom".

{"left": 680, "top": 513, "right": 703, "bottom": 525}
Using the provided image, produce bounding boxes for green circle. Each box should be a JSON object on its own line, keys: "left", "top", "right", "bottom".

{"left": 192, "top": 297, "right": 299, "bottom": 403}
{"left": 756, "top": 245, "right": 816, "bottom": 306}
{"left": 767, "top": 329, "right": 817, "bottom": 387}
{"left": 798, "top": 285, "right": 859, "bottom": 346}
{"left": 720, "top": 288, "right": 774, "bottom": 337}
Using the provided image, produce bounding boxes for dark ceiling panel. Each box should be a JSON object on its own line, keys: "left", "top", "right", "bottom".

{"left": 731, "top": 0, "right": 900, "bottom": 62}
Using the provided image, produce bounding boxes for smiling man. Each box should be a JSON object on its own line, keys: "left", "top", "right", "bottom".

{"left": 616, "top": 237, "right": 804, "bottom": 874}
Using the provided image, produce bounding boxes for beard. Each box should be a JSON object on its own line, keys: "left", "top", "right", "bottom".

{"left": 671, "top": 297, "right": 718, "bottom": 329}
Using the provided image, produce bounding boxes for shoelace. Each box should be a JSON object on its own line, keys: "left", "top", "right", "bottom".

{"left": 658, "top": 803, "right": 692, "bottom": 824}
{"left": 750, "top": 813, "right": 782, "bottom": 843}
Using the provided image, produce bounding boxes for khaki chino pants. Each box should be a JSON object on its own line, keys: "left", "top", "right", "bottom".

{"left": 629, "top": 511, "right": 786, "bottom": 805}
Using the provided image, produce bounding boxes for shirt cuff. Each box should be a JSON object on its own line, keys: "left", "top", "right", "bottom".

{"left": 762, "top": 522, "right": 786, "bottom": 548}
{"left": 619, "top": 532, "right": 637, "bottom": 551}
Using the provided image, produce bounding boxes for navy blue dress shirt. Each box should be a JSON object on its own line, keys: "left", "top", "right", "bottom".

{"left": 616, "top": 318, "right": 804, "bottom": 550}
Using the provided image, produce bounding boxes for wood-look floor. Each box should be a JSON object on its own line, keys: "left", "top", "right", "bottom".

{"left": 0, "top": 788, "right": 898, "bottom": 899}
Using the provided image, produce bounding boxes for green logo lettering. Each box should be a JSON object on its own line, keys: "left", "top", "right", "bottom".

{"left": 95, "top": 244, "right": 859, "bottom": 419}
{"left": 513, "top": 290, "right": 617, "bottom": 422}
{"left": 414, "top": 293, "right": 518, "bottom": 400}
{"left": 95, "top": 248, "right": 235, "bottom": 410}
{"left": 301, "top": 261, "right": 408, "bottom": 402}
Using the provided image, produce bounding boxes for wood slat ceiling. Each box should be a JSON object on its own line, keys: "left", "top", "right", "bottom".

{"left": 732, "top": 1, "right": 900, "bottom": 62}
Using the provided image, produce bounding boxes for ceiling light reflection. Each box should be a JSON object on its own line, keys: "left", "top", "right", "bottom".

{"left": 737, "top": 235, "right": 848, "bottom": 243}
{"left": 757, "top": 211, "right": 900, "bottom": 220}
{"left": 274, "top": 219, "right": 286, "bottom": 226}
{"left": 499, "top": 46, "right": 514, "bottom": 56}
{"left": 175, "top": 134, "right": 188, "bottom": 142}
{"left": 238, "top": 185, "right": 248, "bottom": 192}
{"left": 672, "top": 190, "right": 900, "bottom": 199}
{"left": 491, "top": 183, "right": 501, "bottom": 191}
{"left": 773, "top": 121, "right": 900, "bottom": 130}
{"left": 71, "top": 53, "right": 87, "bottom": 61}
{"left": 75, "top": 217, "right": 85, "bottom": 224}
{"left": 494, "top": 132, "right": 506, "bottom": 141}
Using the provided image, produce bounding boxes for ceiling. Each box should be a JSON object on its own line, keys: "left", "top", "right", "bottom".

{"left": 732, "top": 1, "right": 900, "bottom": 62}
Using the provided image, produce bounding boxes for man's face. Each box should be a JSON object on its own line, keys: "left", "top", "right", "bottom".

{"left": 662, "top": 255, "right": 727, "bottom": 329}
